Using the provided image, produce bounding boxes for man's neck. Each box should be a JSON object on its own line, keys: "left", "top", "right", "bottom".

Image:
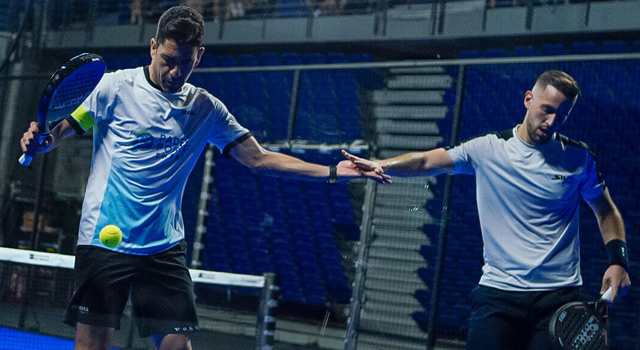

{"left": 516, "top": 124, "right": 532, "bottom": 144}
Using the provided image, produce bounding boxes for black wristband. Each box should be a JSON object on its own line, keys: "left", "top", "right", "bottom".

{"left": 606, "top": 239, "right": 629, "bottom": 271}
{"left": 328, "top": 165, "right": 337, "bottom": 184}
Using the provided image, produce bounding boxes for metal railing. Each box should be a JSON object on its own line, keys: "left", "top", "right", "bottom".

{"left": 15, "top": 0, "right": 633, "bottom": 40}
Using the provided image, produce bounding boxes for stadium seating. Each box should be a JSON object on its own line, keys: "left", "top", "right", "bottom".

{"left": 145, "top": 52, "right": 370, "bottom": 144}
{"left": 195, "top": 149, "right": 360, "bottom": 305}
{"left": 483, "top": 48, "right": 509, "bottom": 58}
{"left": 513, "top": 45, "right": 540, "bottom": 57}
{"left": 571, "top": 41, "right": 598, "bottom": 54}
{"left": 541, "top": 43, "right": 568, "bottom": 56}
{"left": 602, "top": 41, "right": 630, "bottom": 54}
{"left": 465, "top": 41, "right": 637, "bottom": 58}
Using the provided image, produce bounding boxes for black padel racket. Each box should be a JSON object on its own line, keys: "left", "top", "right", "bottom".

{"left": 549, "top": 287, "right": 613, "bottom": 350}
{"left": 19, "top": 53, "right": 106, "bottom": 166}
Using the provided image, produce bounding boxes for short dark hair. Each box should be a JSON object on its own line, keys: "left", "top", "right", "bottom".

{"left": 155, "top": 6, "right": 204, "bottom": 47}
{"left": 535, "top": 70, "right": 581, "bottom": 100}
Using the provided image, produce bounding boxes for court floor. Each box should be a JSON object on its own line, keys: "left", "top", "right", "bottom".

{"left": 0, "top": 326, "right": 120, "bottom": 350}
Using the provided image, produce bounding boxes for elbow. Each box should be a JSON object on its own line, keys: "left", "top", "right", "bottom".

{"left": 610, "top": 207, "right": 624, "bottom": 225}
{"left": 596, "top": 201, "right": 622, "bottom": 222}
{"left": 596, "top": 207, "right": 625, "bottom": 232}
{"left": 249, "top": 160, "right": 269, "bottom": 174}
{"left": 416, "top": 153, "right": 435, "bottom": 173}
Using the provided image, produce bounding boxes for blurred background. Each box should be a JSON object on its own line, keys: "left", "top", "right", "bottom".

{"left": 0, "top": 0, "right": 638, "bottom": 349}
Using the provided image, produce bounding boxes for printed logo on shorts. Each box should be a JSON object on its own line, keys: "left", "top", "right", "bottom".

{"left": 70, "top": 304, "right": 90, "bottom": 312}
{"left": 174, "top": 326, "right": 199, "bottom": 332}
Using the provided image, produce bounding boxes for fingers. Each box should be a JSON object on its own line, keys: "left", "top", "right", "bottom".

{"left": 620, "top": 283, "right": 631, "bottom": 297}
{"left": 600, "top": 265, "right": 631, "bottom": 303}
{"left": 341, "top": 149, "right": 357, "bottom": 161}
{"left": 368, "top": 171, "right": 392, "bottom": 184}
{"left": 601, "top": 275, "right": 618, "bottom": 302}
{"left": 21, "top": 122, "right": 42, "bottom": 155}
{"left": 600, "top": 275, "right": 609, "bottom": 295}
{"left": 20, "top": 133, "right": 28, "bottom": 153}
{"left": 343, "top": 150, "right": 376, "bottom": 169}
{"left": 611, "top": 284, "right": 619, "bottom": 303}
{"left": 339, "top": 152, "right": 390, "bottom": 183}
{"left": 600, "top": 285, "right": 616, "bottom": 303}
{"left": 342, "top": 150, "right": 384, "bottom": 174}
{"left": 21, "top": 132, "right": 36, "bottom": 153}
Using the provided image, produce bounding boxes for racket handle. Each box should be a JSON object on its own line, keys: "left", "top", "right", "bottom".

{"left": 601, "top": 286, "right": 613, "bottom": 303}
{"left": 19, "top": 153, "right": 33, "bottom": 166}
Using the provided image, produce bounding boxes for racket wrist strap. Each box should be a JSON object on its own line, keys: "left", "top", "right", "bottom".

{"left": 328, "top": 165, "right": 337, "bottom": 184}
{"left": 606, "top": 239, "right": 629, "bottom": 271}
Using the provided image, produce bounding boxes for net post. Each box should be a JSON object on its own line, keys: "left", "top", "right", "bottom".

{"left": 256, "top": 273, "right": 279, "bottom": 350}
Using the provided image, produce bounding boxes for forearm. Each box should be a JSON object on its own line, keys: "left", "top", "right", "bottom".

{"left": 599, "top": 207, "right": 629, "bottom": 275}
{"left": 380, "top": 148, "right": 452, "bottom": 177}
{"left": 250, "top": 150, "right": 331, "bottom": 181}
{"left": 232, "top": 136, "right": 389, "bottom": 183}
{"left": 597, "top": 208, "right": 626, "bottom": 243}
{"left": 49, "top": 119, "right": 77, "bottom": 150}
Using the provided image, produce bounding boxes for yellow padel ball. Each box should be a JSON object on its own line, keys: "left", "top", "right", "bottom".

{"left": 99, "top": 225, "right": 122, "bottom": 248}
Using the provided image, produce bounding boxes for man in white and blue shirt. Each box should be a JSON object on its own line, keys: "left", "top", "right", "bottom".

{"left": 20, "top": 6, "right": 389, "bottom": 350}
{"left": 344, "top": 70, "right": 630, "bottom": 349}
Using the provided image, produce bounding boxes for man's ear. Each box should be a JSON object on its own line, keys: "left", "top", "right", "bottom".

{"left": 195, "top": 47, "right": 205, "bottom": 67}
{"left": 524, "top": 90, "right": 533, "bottom": 109}
{"left": 150, "top": 38, "right": 158, "bottom": 57}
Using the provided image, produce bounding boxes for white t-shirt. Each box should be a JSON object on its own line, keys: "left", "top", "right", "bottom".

{"left": 446, "top": 126, "right": 605, "bottom": 291}
{"left": 69, "top": 67, "right": 249, "bottom": 255}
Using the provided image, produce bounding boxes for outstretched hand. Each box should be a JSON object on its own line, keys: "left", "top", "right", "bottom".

{"left": 338, "top": 150, "right": 391, "bottom": 184}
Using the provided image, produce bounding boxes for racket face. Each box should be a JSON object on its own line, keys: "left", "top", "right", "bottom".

{"left": 549, "top": 301, "right": 608, "bottom": 350}
{"left": 38, "top": 53, "right": 106, "bottom": 132}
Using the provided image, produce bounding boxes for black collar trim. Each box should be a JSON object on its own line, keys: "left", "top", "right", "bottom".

{"left": 144, "top": 66, "right": 163, "bottom": 92}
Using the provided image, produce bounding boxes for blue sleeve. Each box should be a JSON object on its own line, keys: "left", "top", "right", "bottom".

{"left": 579, "top": 152, "right": 606, "bottom": 200}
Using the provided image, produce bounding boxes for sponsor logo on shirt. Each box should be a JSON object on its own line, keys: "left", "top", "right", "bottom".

{"left": 129, "top": 129, "right": 188, "bottom": 159}
{"left": 156, "top": 134, "right": 187, "bottom": 159}
{"left": 131, "top": 130, "right": 154, "bottom": 152}
{"left": 552, "top": 175, "right": 572, "bottom": 181}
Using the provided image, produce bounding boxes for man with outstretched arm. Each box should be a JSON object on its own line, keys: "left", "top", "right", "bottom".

{"left": 21, "top": 6, "right": 389, "bottom": 350}
{"left": 344, "top": 70, "right": 630, "bottom": 350}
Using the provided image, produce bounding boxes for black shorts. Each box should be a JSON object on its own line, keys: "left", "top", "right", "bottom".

{"left": 63, "top": 240, "right": 199, "bottom": 337}
{"left": 466, "top": 284, "right": 581, "bottom": 350}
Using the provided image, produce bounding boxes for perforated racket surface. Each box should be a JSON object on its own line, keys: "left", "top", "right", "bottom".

{"left": 20, "top": 53, "right": 106, "bottom": 165}
{"left": 549, "top": 287, "right": 612, "bottom": 350}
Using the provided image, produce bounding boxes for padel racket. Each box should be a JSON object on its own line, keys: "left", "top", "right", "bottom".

{"left": 549, "top": 287, "right": 613, "bottom": 350}
{"left": 19, "top": 53, "right": 106, "bottom": 166}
